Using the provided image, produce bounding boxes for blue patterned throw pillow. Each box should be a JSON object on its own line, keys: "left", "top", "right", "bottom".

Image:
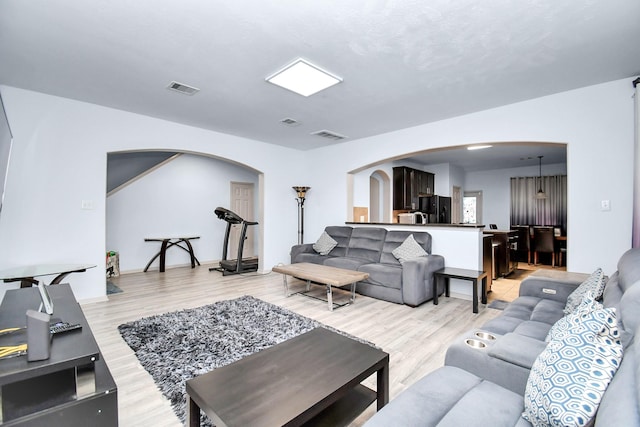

{"left": 523, "top": 307, "right": 623, "bottom": 427}
{"left": 546, "top": 291, "right": 603, "bottom": 342}
{"left": 564, "top": 268, "right": 606, "bottom": 315}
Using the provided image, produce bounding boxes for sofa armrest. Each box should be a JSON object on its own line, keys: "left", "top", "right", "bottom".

{"left": 445, "top": 330, "right": 547, "bottom": 395}
{"left": 401, "top": 254, "right": 445, "bottom": 306}
{"left": 290, "top": 243, "right": 315, "bottom": 263}
{"left": 518, "top": 271, "right": 587, "bottom": 303}
{"left": 488, "top": 333, "right": 548, "bottom": 369}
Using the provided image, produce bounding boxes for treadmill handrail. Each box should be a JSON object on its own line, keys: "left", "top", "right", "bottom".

{"left": 214, "top": 207, "right": 244, "bottom": 224}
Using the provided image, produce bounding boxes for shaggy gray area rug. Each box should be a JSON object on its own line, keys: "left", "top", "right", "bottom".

{"left": 118, "top": 295, "right": 368, "bottom": 425}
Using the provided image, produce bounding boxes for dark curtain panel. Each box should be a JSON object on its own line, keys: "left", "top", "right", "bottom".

{"left": 510, "top": 175, "right": 567, "bottom": 232}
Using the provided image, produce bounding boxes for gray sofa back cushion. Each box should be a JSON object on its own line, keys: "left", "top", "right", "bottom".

{"left": 324, "top": 226, "right": 353, "bottom": 257}
{"left": 380, "top": 231, "right": 432, "bottom": 265}
{"left": 346, "top": 227, "right": 387, "bottom": 263}
{"left": 603, "top": 248, "right": 640, "bottom": 345}
{"left": 595, "top": 325, "right": 640, "bottom": 425}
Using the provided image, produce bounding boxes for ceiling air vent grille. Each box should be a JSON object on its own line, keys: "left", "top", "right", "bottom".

{"left": 311, "top": 129, "right": 347, "bottom": 141}
{"left": 167, "top": 81, "right": 200, "bottom": 95}
{"left": 280, "top": 117, "right": 301, "bottom": 127}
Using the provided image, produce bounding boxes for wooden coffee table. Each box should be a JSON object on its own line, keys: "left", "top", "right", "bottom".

{"left": 272, "top": 263, "right": 369, "bottom": 311}
{"left": 186, "top": 327, "right": 389, "bottom": 427}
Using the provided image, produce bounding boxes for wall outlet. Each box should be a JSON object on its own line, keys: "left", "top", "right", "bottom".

{"left": 81, "top": 200, "right": 94, "bottom": 210}
{"left": 601, "top": 200, "right": 610, "bottom": 211}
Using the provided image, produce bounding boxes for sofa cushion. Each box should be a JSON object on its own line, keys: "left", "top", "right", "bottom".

{"left": 321, "top": 226, "right": 353, "bottom": 258}
{"left": 564, "top": 268, "right": 605, "bottom": 315}
{"left": 358, "top": 263, "right": 403, "bottom": 290}
{"left": 323, "top": 256, "right": 374, "bottom": 271}
{"left": 523, "top": 307, "right": 623, "bottom": 427}
{"left": 482, "top": 296, "right": 564, "bottom": 337}
{"left": 392, "top": 234, "right": 428, "bottom": 263}
{"left": 364, "top": 366, "right": 525, "bottom": 427}
{"left": 312, "top": 231, "right": 337, "bottom": 255}
{"left": 595, "top": 325, "right": 640, "bottom": 425}
{"left": 512, "top": 321, "right": 553, "bottom": 341}
{"left": 344, "top": 227, "right": 387, "bottom": 263}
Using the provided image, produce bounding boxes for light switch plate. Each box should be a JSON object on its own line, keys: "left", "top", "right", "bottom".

{"left": 601, "top": 200, "right": 611, "bottom": 211}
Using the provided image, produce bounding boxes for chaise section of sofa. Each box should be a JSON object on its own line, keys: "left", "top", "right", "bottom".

{"left": 290, "top": 226, "right": 444, "bottom": 306}
{"left": 364, "top": 247, "right": 640, "bottom": 426}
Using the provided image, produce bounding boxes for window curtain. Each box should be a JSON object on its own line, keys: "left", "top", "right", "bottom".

{"left": 633, "top": 78, "right": 640, "bottom": 247}
{"left": 510, "top": 175, "right": 567, "bottom": 232}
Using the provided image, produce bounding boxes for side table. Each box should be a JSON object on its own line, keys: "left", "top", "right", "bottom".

{"left": 433, "top": 267, "right": 488, "bottom": 313}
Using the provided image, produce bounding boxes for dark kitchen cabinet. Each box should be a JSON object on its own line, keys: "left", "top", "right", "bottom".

{"left": 393, "top": 166, "right": 435, "bottom": 210}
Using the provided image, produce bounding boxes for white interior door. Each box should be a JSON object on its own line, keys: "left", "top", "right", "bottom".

{"left": 230, "top": 182, "right": 255, "bottom": 258}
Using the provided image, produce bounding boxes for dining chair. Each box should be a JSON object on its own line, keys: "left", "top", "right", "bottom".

{"left": 513, "top": 225, "right": 531, "bottom": 264}
{"left": 533, "top": 226, "right": 555, "bottom": 267}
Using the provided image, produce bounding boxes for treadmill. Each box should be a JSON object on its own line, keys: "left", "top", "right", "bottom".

{"left": 209, "top": 207, "right": 259, "bottom": 276}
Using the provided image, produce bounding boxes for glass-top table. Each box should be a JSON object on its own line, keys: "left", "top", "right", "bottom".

{"left": 0, "top": 264, "right": 96, "bottom": 288}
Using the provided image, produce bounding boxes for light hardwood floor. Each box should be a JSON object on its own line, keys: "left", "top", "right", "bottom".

{"left": 84, "top": 265, "right": 513, "bottom": 426}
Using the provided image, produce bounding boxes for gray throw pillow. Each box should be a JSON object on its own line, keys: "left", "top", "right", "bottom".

{"left": 392, "top": 234, "right": 428, "bottom": 263}
{"left": 564, "top": 268, "right": 606, "bottom": 315}
{"left": 313, "top": 231, "right": 338, "bottom": 256}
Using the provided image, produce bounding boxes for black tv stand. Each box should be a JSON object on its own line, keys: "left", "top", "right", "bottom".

{"left": 0, "top": 285, "right": 117, "bottom": 426}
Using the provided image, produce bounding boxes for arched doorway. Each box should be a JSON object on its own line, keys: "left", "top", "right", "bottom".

{"left": 369, "top": 170, "right": 390, "bottom": 223}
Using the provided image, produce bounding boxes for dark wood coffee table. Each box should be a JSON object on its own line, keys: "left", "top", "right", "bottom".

{"left": 186, "top": 327, "right": 389, "bottom": 427}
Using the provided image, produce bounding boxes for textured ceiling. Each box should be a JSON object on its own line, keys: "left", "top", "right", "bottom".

{"left": 1, "top": 0, "right": 639, "bottom": 152}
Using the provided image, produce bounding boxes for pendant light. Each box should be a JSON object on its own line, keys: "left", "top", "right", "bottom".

{"left": 536, "top": 156, "right": 547, "bottom": 199}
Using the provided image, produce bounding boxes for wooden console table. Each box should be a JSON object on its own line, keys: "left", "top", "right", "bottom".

{"left": 144, "top": 236, "right": 200, "bottom": 272}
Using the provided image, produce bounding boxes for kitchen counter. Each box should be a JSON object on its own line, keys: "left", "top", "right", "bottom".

{"left": 345, "top": 222, "right": 485, "bottom": 228}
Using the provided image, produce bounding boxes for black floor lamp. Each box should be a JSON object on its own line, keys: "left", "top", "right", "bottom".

{"left": 293, "top": 186, "right": 310, "bottom": 244}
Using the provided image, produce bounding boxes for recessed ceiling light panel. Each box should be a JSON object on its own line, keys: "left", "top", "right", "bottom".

{"left": 266, "top": 58, "right": 342, "bottom": 97}
{"left": 467, "top": 145, "right": 492, "bottom": 151}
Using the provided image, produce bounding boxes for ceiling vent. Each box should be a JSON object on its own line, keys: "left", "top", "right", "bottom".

{"left": 167, "top": 81, "right": 200, "bottom": 95}
{"left": 311, "top": 130, "right": 347, "bottom": 141}
{"left": 280, "top": 117, "right": 301, "bottom": 127}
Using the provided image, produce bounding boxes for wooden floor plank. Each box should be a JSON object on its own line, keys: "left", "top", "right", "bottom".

{"left": 85, "top": 264, "right": 509, "bottom": 426}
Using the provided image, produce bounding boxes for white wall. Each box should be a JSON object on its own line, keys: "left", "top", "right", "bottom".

{"left": 306, "top": 78, "right": 635, "bottom": 276}
{"left": 465, "top": 162, "right": 567, "bottom": 230}
{"left": 0, "top": 77, "right": 635, "bottom": 302}
{"left": 106, "top": 153, "right": 259, "bottom": 272}
{"left": 0, "top": 86, "right": 304, "bottom": 301}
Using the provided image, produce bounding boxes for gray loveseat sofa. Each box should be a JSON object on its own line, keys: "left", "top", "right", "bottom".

{"left": 365, "top": 248, "right": 640, "bottom": 426}
{"left": 290, "top": 226, "right": 444, "bottom": 306}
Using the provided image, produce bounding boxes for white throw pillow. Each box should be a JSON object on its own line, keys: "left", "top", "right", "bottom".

{"left": 313, "top": 231, "right": 338, "bottom": 256}
{"left": 392, "top": 234, "right": 428, "bottom": 263}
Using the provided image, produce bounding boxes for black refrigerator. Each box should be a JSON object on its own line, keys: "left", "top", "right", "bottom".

{"left": 419, "top": 196, "right": 452, "bottom": 224}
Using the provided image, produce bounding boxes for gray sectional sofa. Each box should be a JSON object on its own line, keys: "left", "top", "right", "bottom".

{"left": 365, "top": 248, "right": 640, "bottom": 426}
{"left": 290, "top": 226, "right": 444, "bottom": 306}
